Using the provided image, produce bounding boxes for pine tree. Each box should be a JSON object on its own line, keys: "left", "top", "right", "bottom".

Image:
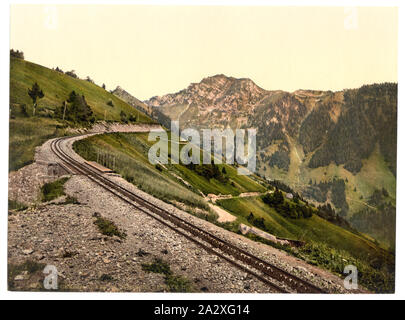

{"left": 27, "top": 82, "right": 44, "bottom": 116}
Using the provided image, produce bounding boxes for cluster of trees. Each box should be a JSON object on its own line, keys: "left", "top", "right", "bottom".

{"left": 368, "top": 188, "right": 390, "bottom": 207}
{"left": 24, "top": 82, "right": 137, "bottom": 124}
{"left": 85, "top": 76, "right": 94, "bottom": 84}
{"left": 55, "top": 90, "right": 94, "bottom": 123}
{"left": 54, "top": 67, "right": 105, "bottom": 90}
{"left": 186, "top": 163, "right": 228, "bottom": 183}
{"left": 304, "top": 178, "right": 349, "bottom": 216}
{"left": 267, "top": 179, "right": 304, "bottom": 202}
{"left": 316, "top": 203, "right": 353, "bottom": 231}
{"left": 331, "top": 179, "right": 349, "bottom": 216}
{"left": 258, "top": 141, "right": 291, "bottom": 172}
{"left": 262, "top": 189, "right": 314, "bottom": 219}
{"left": 309, "top": 83, "right": 397, "bottom": 176}
{"left": 268, "top": 149, "right": 290, "bottom": 171}
{"left": 65, "top": 70, "right": 78, "bottom": 79}
{"left": 10, "top": 49, "right": 24, "bottom": 59}
{"left": 247, "top": 212, "right": 266, "bottom": 230}
{"left": 120, "top": 111, "right": 138, "bottom": 123}
{"left": 298, "top": 103, "right": 333, "bottom": 154}
{"left": 350, "top": 189, "right": 396, "bottom": 249}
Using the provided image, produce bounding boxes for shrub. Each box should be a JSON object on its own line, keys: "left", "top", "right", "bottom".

{"left": 120, "top": 111, "right": 128, "bottom": 123}
{"left": 8, "top": 199, "right": 28, "bottom": 211}
{"left": 165, "top": 274, "right": 192, "bottom": 293}
{"left": 10, "top": 49, "right": 24, "bottom": 59}
{"left": 100, "top": 274, "right": 114, "bottom": 282}
{"left": 41, "top": 177, "right": 69, "bottom": 202}
{"left": 93, "top": 216, "right": 127, "bottom": 239}
{"left": 142, "top": 259, "right": 171, "bottom": 276}
{"left": 142, "top": 258, "right": 193, "bottom": 292}
{"left": 65, "top": 70, "right": 78, "bottom": 78}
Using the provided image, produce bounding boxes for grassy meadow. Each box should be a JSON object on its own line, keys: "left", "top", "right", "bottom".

{"left": 9, "top": 56, "right": 154, "bottom": 172}
{"left": 10, "top": 57, "right": 152, "bottom": 122}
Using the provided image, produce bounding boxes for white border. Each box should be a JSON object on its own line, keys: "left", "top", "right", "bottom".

{"left": 1, "top": 0, "right": 403, "bottom": 300}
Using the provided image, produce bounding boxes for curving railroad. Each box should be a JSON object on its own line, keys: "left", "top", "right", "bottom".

{"left": 50, "top": 136, "right": 327, "bottom": 294}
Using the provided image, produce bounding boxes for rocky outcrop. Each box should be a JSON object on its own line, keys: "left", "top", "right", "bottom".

{"left": 112, "top": 86, "right": 152, "bottom": 116}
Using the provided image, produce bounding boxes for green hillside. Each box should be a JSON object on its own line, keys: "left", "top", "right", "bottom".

{"left": 217, "top": 195, "right": 394, "bottom": 292}
{"left": 9, "top": 56, "right": 154, "bottom": 171}
{"left": 73, "top": 131, "right": 394, "bottom": 292}
{"left": 73, "top": 132, "right": 266, "bottom": 205}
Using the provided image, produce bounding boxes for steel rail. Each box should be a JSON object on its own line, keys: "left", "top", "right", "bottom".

{"left": 50, "top": 136, "right": 326, "bottom": 294}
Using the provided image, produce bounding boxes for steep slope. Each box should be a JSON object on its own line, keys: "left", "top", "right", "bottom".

{"left": 9, "top": 56, "right": 153, "bottom": 171}
{"left": 111, "top": 86, "right": 153, "bottom": 117}
{"left": 145, "top": 75, "right": 397, "bottom": 247}
{"left": 10, "top": 57, "right": 153, "bottom": 122}
{"left": 73, "top": 131, "right": 395, "bottom": 293}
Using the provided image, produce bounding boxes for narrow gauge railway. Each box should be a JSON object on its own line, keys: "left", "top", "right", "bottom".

{"left": 50, "top": 136, "right": 326, "bottom": 294}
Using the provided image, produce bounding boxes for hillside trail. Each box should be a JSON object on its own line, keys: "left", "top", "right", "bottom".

{"left": 205, "top": 191, "right": 274, "bottom": 223}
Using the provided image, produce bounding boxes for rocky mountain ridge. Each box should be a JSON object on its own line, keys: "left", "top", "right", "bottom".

{"left": 140, "top": 75, "right": 397, "bottom": 246}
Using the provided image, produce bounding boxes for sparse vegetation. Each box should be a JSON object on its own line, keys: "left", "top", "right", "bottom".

{"left": 10, "top": 49, "right": 24, "bottom": 59}
{"left": 93, "top": 215, "right": 127, "bottom": 239}
{"left": 142, "top": 258, "right": 193, "bottom": 293}
{"left": 100, "top": 274, "right": 114, "bottom": 282}
{"left": 8, "top": 199, "right": 28, "bottom": 211}
{"left": 9, "top": 117, "right": 67, "bottom": 172}
{"left": 58, "top": 195, "right": 80, "bottom": 205}
{"left": 41, "top": 177, "right": 69, "bottom": 202}
{"left": 8, "top": 260, "right": 45, "bottom": 291}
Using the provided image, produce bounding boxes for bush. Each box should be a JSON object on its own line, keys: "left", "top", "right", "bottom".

{"left": 165, "top": 274, "right": 192, "bottom": 293}
{"left": 142, "top": 258, "right": 193, "bottom": 292}
{"left": 8, "top": 260, "right": 45, "bottom": 290}
{"left": 142, "top": 259, "right": 171, "bottom": 276}
{"left": 8, "top": 199, "right": 28, "bottom": 211}
{"left": 10, "top": 49, "right": 24, "bottom": 59}
{"left": 100, "top": 274, "right": 114, "bottom": 282}
{"left": 65, "top": 70, "right": 78, "bottom": 78}
{"left": 94, "top": 216, "right": 127, "bottom": 239}
{"left": 41, "top": 177, "right": 69, "bottom": 202}
{"left": 129, "top": 114, "right": 138, "bottom": 122}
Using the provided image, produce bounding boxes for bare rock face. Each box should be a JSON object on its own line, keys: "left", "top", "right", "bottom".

{"left": 111, "top": 86, "right": 152, "bottom": 116}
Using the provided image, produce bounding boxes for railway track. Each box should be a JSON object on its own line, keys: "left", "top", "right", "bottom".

{"left": 50, "top": 136, "right": 326, "bottom": 294}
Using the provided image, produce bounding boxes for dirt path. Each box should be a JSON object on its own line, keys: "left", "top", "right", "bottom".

{"left": 209, "top": 203, "right": 237, "bottom": 223}
{"left": 206, "top": 191, "right": 270, "bottom": 204}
